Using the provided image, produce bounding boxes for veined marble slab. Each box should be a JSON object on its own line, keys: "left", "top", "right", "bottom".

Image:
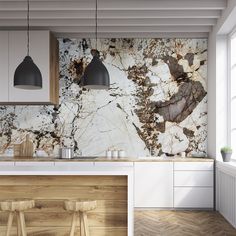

{"left": 0, "top": 38, "right": 207, "bottom": 158}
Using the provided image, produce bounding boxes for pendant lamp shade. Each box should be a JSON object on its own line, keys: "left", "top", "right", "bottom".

{"left": 81, "top": 0, "right": 110, "bottom": 90}
{"left": 14, "top": 56, "right": 42, "bottom": 89}
{"left": 82, "top": 52, "right": 110, "bottom": 90}
{"left": 14, "top": 0, "right": 42, "bottom": 90}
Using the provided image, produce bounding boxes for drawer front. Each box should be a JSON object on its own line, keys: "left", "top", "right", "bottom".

{"left": 174, "top": 187, "right": 213, "bottom": 208}
{"left": 94, "top": 162, "right": 133, "bottom": 167}
{"left": 174, "top": 162, "right": 214, "bottom": 171}
{"left": 174, "top": 171, "right": 213, "bottom": 187}
{"left": 55, "top": 162, "right": 94, "bottom": 167}
{"left": 15, "top": 162, "right": 55, "bottom": 166}
{"left": 0, "top": 162, "right": 15, "bottom": 166}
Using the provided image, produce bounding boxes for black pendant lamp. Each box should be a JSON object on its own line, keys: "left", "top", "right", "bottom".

{"left": 14, "top": 0, "right": 42, "bottom": 90}
{"left": 82, "top": 0, "right": 110, "bottom": 90}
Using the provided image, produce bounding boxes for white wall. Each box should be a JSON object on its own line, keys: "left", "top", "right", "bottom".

{"left": 208, "top": 1, "right": 236, "bottom": 160}
{"left": 207, "top": 31, "right": 217, "bottom": 158}
{"left": 216, "top": 35, "right": 228, "bottom": 160}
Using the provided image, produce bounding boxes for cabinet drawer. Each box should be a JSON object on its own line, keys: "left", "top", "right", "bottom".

{"left": 0, "top": 162, "right": 14, "bottom": 166}
{"left": 15, "top": 162, "right": 55, "bottom": 166}
{"left": 174, "top": 171, "right": 213, "bottom": 187}
{"left": 174, "top": 162, "right": 213, "bottom": 171}
{"left": 55, "top": 162, "right": 94, "bottom": 167}
{"left": 94, "top": 162, "right": 133, "bottom": 167}
{"left": 174, "top": 187, "right": 213, "bottom": 208}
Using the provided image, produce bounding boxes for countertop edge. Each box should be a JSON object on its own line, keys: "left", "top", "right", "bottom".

{"left": 0, "top": 156, "right": 214, "bottom": 162}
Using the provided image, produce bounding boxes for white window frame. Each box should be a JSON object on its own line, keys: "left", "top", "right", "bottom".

{"left": 228, "top": 28, "right": 236, "bottom": 159}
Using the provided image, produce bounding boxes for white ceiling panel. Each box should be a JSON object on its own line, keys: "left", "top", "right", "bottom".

{"left": 0, "top": 0, "right": 228, "bottom": 38}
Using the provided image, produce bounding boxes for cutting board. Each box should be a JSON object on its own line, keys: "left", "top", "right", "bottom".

{"left": 14, "top": 134, "right": 34, "bottom": 158}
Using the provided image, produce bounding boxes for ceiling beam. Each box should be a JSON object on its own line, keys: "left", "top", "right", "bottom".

{"left": 0, "top": 10, "right": 222, "bottom": 19}
{"left": 55, "top": 32, "right": 209, "bottom": 39}
{"left": 0, "top": 18, "right": 216, "bottom": 27}
{"left": 0, "top": 25, "right": 211, "bottom": 33}
{"left": 0, "top": 0, "right": 227, "bottom": 11}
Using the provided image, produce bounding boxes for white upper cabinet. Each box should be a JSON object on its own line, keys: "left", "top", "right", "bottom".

{"left": 0, "top": 30, "right": 59, "bottom": 105}
{"left": 0, "top": 31, "right": 9, "bottom": 102}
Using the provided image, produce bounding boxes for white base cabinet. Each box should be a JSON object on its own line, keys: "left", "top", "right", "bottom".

{"left": 134, "top": 161, "right": 214, "bottom": 209}
{"left": 134, "top": 162, "right": 173, "bottom": 208}
{"left": 174, "top": 162, "right": 214, "bottom": 208}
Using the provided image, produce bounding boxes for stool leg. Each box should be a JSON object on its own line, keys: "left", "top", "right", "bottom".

{"left": 6, "top": 212, "right": 14, "bottom": 236}
{"left": 70, "top": 212, "right": 77, "bottom": 236}
{"left": 17, "top": 212, "right": 21, "bottom": 236}
{"left": 81, "top": 212, "right": 89, "bottom": 236}
{"left": 19, "top": 211, "right": 27, "bottom": 236}
{"left": 79, "top": 212, "right": 84, "bottom": 236}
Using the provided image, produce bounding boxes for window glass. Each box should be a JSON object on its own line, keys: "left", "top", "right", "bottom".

{"left": 231, "top": 98, "right": 236, "bottom": 129}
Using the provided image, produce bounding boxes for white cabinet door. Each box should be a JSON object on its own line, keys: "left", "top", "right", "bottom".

{"left": 0, "top": 31, "right": 9, "bottom": 102}
{"left": 174, "top": 187, "right": 213, "bottom": 208}
{"left": 134, "top": 162, "right": 173, "bottom": 208}
{"left": 8, "top": 31, "right": 50, "bottom": 103}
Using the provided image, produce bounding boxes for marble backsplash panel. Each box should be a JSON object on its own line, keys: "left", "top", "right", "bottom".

{"left": 0, "top": 38, "right": 207, "bottom": 158}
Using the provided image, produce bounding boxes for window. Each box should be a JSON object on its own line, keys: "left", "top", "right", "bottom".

{"left": 229, "top": 33, "right": 236, "bottom": 157}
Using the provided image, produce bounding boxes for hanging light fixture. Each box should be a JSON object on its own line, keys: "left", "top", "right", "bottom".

{"left": 81, "top": 0, "right": 110, "bottom": 90}
{"left": 14, "top": 0, "right": 42, "bottom": 90}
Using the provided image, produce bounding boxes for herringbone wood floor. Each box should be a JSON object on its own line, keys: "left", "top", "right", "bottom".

{"left": 134, "top": 210, "right": 236, "bottom": 236}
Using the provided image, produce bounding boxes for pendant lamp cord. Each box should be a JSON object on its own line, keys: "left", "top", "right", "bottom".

{"left": 27, "top": 0, "right": 30, "bottom": 56}
{"left": 95, "top": 0, "right": 98, "bottom": 50}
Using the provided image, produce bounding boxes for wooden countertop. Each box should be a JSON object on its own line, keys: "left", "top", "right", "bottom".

{"left": 0, "top": 156, "right": 214, "bottom": 162}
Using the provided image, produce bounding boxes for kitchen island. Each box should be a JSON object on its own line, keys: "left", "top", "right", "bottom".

{"left": 0, "top": 156, "right": 214, "bottom": 235}
{"left": 0, "top": 162, "right": 133, "bottom": 236}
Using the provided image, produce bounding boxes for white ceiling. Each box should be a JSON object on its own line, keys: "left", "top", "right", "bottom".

{"left": 0, "top": 0, "right": 228, "bottom": 38}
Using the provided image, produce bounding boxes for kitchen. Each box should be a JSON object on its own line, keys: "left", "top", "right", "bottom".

{"left": 0, "top": 0, "right": 235, "bottom": 235}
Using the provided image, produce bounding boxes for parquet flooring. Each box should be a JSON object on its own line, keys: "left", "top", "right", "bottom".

{"left": 134, "top": 210, "right": 236, "bottom": 236}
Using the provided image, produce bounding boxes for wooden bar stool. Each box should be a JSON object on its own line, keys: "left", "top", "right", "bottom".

{"left": 0, "top": 199, "right": 35, "bottom": 236}
{"left": 64, "top": 199, "right": 97, "bottom": 236}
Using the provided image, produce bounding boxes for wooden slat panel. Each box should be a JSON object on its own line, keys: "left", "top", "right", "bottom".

{"left": 31, "top": 200, "right": 127, "bottom": 213}
{"left": 0, "top": 175, "right": 127, "bottom": 234}
{"left": 0, "top": 226, "right": 127, "bottom": 236}
{"left": 0, "top": 212, "right": 127, "bottom": 227}
{"left": 0, "top": 186, "right": 127, "bottom": 200}
{"left": 0, "top": 175, "right": 127, "bottom": 186}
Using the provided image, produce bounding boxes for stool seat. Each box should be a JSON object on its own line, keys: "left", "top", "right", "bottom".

{"left": 64, "top": 199, "right": 97, "bottom": 212}
{"left": 0, "top": 199, "right": 35, "bottom": 236}
{"left": 0, "top": 199, "right": 35, "bottom": 211}
{"left": 64, "top": 199, "right": 97, "bottom": 236}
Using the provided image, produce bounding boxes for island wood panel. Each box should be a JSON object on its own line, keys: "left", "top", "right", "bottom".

{"left": 0, "top": 175, "right": 127, "bottom": 186}
{"left": 0, "top": 226, "right": 127, "bottom": 236}
{"left": 0, "top": 175, "right": 127, "bottom": 236}
{"left": 28, "top": 200, "right": 127, "bottom": 213}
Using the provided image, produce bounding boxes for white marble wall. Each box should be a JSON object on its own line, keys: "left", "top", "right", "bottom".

{"left": 0, "top": 38, "right": 207, "bottom": 158}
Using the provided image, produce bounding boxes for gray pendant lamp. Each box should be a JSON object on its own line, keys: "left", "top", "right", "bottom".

{"left": 14, "top": 0, "right": 42, "bottom": 90}
{"left": 81, "top": 0, "right": 110, "bottom": 90}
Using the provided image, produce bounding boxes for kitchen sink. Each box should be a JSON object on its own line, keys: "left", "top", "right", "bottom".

{"left": 56, "top": 156, "right": 99, "bottom": 160}
{"left": 72, "top": 156, "right": 99, "bottom": 160}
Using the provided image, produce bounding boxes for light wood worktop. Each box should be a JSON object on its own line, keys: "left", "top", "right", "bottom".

{"left": 0, "top": 156, "right": 214, "bottom": 162}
